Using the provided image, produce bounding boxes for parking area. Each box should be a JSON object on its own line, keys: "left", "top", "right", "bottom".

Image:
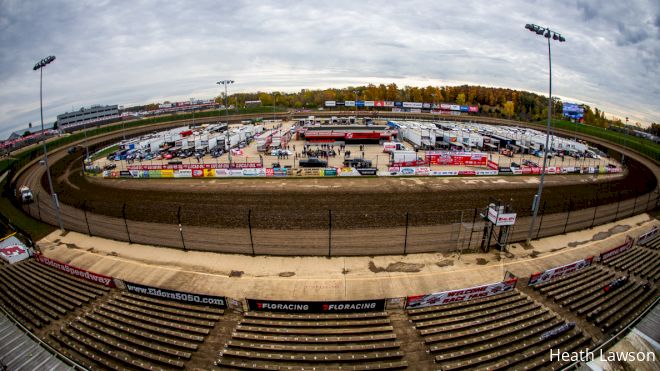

{"left": 89, "top": 119, "right": 618, "bottom": 175}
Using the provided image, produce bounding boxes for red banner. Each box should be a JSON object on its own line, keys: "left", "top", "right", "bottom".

{"left": 406, "top": 278, "right": 518, "bottom": 308}
{"left": 35, "top": 254, "right": 115, "bottom": 287}
{"left": 425, "top": 151, "right": 487, "bottom": 166}
{"left": 600, "top": 237, "right": 633, "bottom": 262}
{"left": 528, "top": 257, "right": 593, "bottom": 286}
{"left": 487, "top": 160, "right": 498, "bottom": 170}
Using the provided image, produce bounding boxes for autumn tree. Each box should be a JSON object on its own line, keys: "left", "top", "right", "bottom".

{"left": 503, "top": 101, "right": 515, "bottom": 119}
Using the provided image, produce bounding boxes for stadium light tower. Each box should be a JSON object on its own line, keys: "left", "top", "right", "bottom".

{"left": 524, "top": 23, "right": 565, "bottom": 244}
{"left": 33, "top": 55, "right": 64, "bottom": 232}
{"left": 353, "top": 90, "right": 359, "bottom": 120}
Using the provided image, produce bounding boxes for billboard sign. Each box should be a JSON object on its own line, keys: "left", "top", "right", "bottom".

{"left": 562, "top": 103, "right": 584, "bottom": 119}
{"left": 124, "top": 281, "right": 226, "bottom": 308}
{"left": 247, "top": 299, "right": 386, "bottom": 313}
{"left": 324, "top": 101, "right": 336, "bottom": 107}
{"left": 406, "top": 278, "right": 518, "bottom": 308}
{"left": 0, "top": 236, "right": 31, "bottom": 264}
{"left": 528, "top": 256, "right": 594, "bottom": 285}
{"left": 35, "top": 254, "right": 115, "bottom": 287}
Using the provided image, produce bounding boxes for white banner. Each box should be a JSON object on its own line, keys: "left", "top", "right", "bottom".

{"left": 324, "top": 100, "right": 336, "bottom": 107}
{"left": 364, "top": 101, "right": 375, "bottom": 107}
{"left": 345, "top": 100, "right": 355, "bottom": 107}
{"left": 402, "top": 102, "right": 423, "bottom": 108}
{"left": 528, "top": 257, "right": 594, "bottom": 286}
{"left": 407, "top": 279, "right": 518, "bottom": 308}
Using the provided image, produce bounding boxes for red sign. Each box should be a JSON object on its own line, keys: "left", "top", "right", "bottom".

{"left": 487, "top": 160, "right": 498, "bottom": 170}
{"left": 600, "top": 237, "right": 633, "bottom": 262}
{"left": 425, "top": 151, "right": 487, "bottom": 166}
{"left": 35, "top": 254, "right": 115, "bottom": 287}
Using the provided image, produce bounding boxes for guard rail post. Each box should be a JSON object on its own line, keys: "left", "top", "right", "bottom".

{"left": 248, "top": 209, "right": 254, "bottom": 256}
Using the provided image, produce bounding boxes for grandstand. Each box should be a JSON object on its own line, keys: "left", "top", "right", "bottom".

{"left": 407, "top": 289, "right": 592, "bottom": 370}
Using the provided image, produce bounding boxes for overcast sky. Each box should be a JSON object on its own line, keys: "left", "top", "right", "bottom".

{"left": 1, "top": 0, "right": 658, "bottom": 138}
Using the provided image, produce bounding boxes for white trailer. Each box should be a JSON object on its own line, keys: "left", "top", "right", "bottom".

{"left": 391, "top": 150, "right": 419, "bottom": 163}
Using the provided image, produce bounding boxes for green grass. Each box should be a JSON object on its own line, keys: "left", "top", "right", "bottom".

{"left": 0, "top": 190, "right": 55, "bottom": 240}
{"left": 532, "top": 119, "right": 660, "bottom": 161}
{"left": 0, "top": 158, "right": 16, "bottom": 175}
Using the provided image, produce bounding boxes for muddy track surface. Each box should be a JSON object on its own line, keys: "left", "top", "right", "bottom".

{"left": 47, "top": 149, "right": 655, "bottom": 230}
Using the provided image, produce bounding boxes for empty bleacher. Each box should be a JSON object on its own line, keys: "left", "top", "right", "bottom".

{"left": 0, "top": 259, "right": 109, "bottom": 331}
{"left": 602, "top": 245, "right": 660, "bottom": 281}
{"left": 532, "top": 265, "right": 657, "bottom": 333}
{"left": 407, "top": 289, "right": 592, "bottom": 370}
{"left": 217, "top": 311, "right": 407, "bottom": 370}
{"left": 48, "top": 291, "right": 224, "bottom": 370}
{"left": 639, "top": 234, "right": 660, "bottom": 250}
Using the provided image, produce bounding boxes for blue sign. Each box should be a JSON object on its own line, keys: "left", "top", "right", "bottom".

{"left": 356, "top": 101, "right": 365, "bottom": 107}
{"left": 460, "top": 105, "right": 469, "bottom": 112}
{"left": 562, "top": 103, "right": 584, "bottom": 119}
{"left": 394, "top": 101, "right": 403, "bottom": 107}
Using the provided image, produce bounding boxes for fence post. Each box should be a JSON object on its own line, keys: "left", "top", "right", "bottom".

{"left": 536, "top": 200, "right": 546, "bottom": 239}
{"left": 631, "top": 195, "right": 639, "bottom": 217}
{"left": 248, "top": 209, "right": 255, "bottom": 256}
{"left": 615, "top": 194, "right": 622, "bottom": 220}
{"left": 172, "top": 206, "right": 184, "bottom": 250}
{"left": 403, "top": 212, "right": 409, "bottom": 255}
{"left": 647, "top": 191, "right": 653, "bottom": 212}
{"left": 36, "top": 193, "right": 41, "bottom": 221}
{"left": 122, "top": 203, "right": 132, "bottom": 244}
{"left": 591, "top": 196, "right": 598, "bottom": 229}
{"left": 328, "top": 209, "right": 332, "bottom": 258}
{"left": 467, "top": 208, "right": 477, "bottom": 250}
{"left": 82, "top": 201, "right": 91, "bottom": 236}
{"left": 563, "top": 199, "right": 572, "bottom": 234}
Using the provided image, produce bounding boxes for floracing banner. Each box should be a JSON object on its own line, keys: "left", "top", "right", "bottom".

{"left": 247, "top": 299, "right": 386, "bottom": 313}
{"left": 600, "top": 237, "right": 634, "bottom": 262}
{"left": 528, "top": 256, "right": 594, "bottom": 286}
{"left": 124, "top": 281, "right": 226, "bottom": 308}
{"left": 406, "top": 279, "right": 518, "bottom": 308}
{"left": 35, "top": 254, "right": 115, "bottom": 287}
{"left": 425, "top": 151, "right": 487, "bottom": 166}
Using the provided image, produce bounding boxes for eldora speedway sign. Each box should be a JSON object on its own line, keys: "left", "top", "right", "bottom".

{"left": 246, "top": 299, "right": 386, "bottom": 313}
{"left": 35, "top": 254, "right": 115, "bottom": 287}
{"left": 406, "top": 278, "right": 518, "bottom": 308}
{"left": 528, "top": 256, "right": 594, "bottom": 286}
{"left": 600, "top": 237, "right": 633, "bottom": 262}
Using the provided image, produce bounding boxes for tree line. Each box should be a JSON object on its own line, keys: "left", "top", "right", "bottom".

{"left": 127, "top": 83, "right": 628, "bottom": 129}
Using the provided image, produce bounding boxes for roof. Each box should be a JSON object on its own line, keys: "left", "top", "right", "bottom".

{"left": 6, "top": 123, "right": 55, "bottom": 140}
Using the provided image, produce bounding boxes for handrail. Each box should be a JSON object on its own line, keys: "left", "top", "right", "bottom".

{"left": 0, "top": 305, "right": 88, "bottom": 371}
{"left": 560, "top": 296, "right": 660, "bottom": 370}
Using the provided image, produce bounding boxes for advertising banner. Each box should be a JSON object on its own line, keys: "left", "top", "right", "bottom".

{"left": 242, "top": 168, "right": 266, "bottom": 177}
{"left": 406, "top": 278, "right": 518, "bottom": 308}
{"left": 35, "top": 254, "right": 115, "bottom": 287}
{"left": 468, "top": 106, "right": 479, "bottom": 112}
{"left": 429, "top": 170, "right": 459, "bottom": 176}
{"left": 148, "top": 170, "right": 162, "bottom": 178}
{"left": 191, "top": 169, "right": 205, "bottom": 177}
{"left": 487, "top": 207, "right": 517, "bottom": 226}
{"left": 247, "top": 299, "right": 386, "bottom": 313}
{"left": 203, "top": 169, "right": 215, "bottom": 177}
{"left": 364, "top": 101, "right": 375, "bottom": 107}
{"left": 124, "top": 281, "right": 226, "bottom": 308}
{"left": 374, "top": 101, "right": 385, "bottom": 107}
{"left": 476, "top": 170, "right": 498, "bottom": 176}
{"left": 127, "top": 163, "right": 263, "bottom": 171}
{"left": 0, "top": 236, "right": 31, "bottom": 264}
{"left": 458, "top": 170, "right": 476, "bottom": 176}
{"left": 214, "top": 169, "right": 231, "bottom": 177}
{"left": 487, "top": 160, "right": 498, "bottom": 170}
{"left": 528, "top": 256, "right": 594, "bottom": 286}
{"left": 511, "top": 168, "right": 523, "bottom": 175}
{"left": 384, "top": 101, "right": 394, "bottom": 107}
{"left": 402, "top": 102, "right": 423, "bottom": 108}
{"left": 637, "top": 226, "right": 659, "bottom": 245}
{"left": 287, "top": 168, "right": 324, "bottom": 177}
{"left": 174, "top": 169, "right": 192, "bottom": 178}
{"left": 426, "top": 151, "right": 487, "bottom": 166}
{"left": 449, "top": 104, "right": 460, "bottom": 111}
{"left": 357, "top": 168, "right": 378, "bottom": 176}
{"left": 460, "top": 105, "right": 469, "bottom": 112}
{"left": 323, "top": 168, "right": 338, "bottom": 176}
{"left": 119, "top": 170, "right": 132, "bottom": 178}
{"left": 339, "top": 167, "right": 361, "bottom": 176}
{"left": 345, "top": 100, "right": 355, "bottom": 107}
{"left": 415, "top": 167, "right": 430, "bottom": 176}
{"left": 440, "top": 103, "right": 451, "bottom": 110}
{"left": 600, "top": 237, "right": 633, "bottom": 262}
{"left": 325, "top": 101, "right": 336, "bottom": 107}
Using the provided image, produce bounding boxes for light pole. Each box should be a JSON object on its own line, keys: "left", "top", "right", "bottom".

{"left": 353, "top": 90, "right": 359, "bottom": 122}
{"left": 217, "top": 80, "right": 234, "bottom": 164}
{"left": 33, "top": 55, "right": 64, "bottom": 231}
{"left": 524, "top": 23, "right": 565, "bottom": 244}
{"left": 622, "top": 117, "right": 628, "bottom": 165}
{"left": 190, "top": 98, "right": 195, "bottom": 126}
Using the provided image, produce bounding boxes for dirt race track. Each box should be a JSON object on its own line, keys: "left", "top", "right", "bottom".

{"left": 15, "top": 116, "right": 660, "bottom": 255}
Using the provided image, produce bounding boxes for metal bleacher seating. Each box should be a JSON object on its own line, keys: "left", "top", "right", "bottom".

{"left": 217, "top": 311, "right": 407, "bottom": 370}
{"left": 407, "top": 289, "right": 591, "bottom": 370}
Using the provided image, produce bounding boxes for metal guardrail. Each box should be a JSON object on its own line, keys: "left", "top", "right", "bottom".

{"left": 0, "top": 305, "right": 88, "bottom": 371}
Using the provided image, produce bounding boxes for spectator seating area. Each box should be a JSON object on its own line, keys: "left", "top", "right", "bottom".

{"left": 533, "top": 265, "right": 657, "bottom": 333}
{"left": 0, "top": 259, "right": 109, "bottom": 331}
{"left": 602, "top": 245, "right": 660, "bottom": 281}
{"left": 48, "top": 291, "right": 224, "bottom": 370}
{"left": 407, "top": 290, "right": 591, "bottom": 370}
{"left": 217, "top": 311, "right": 407, "bottom": 370}
{"left": 639, "top": 234, "right": 660, "bottom": 250}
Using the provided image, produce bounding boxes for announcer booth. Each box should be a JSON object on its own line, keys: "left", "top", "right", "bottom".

{"left": 0, "top": 235, "right": 32, "bottom": 264}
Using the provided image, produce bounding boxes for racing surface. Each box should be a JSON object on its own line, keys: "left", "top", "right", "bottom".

{"left": 15, "top": 116, "right": 660, "bottom": 255}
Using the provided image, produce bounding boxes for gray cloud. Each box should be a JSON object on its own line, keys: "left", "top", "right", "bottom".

{"left": 0, "top": 0, "right": 659, "bottom": 139}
